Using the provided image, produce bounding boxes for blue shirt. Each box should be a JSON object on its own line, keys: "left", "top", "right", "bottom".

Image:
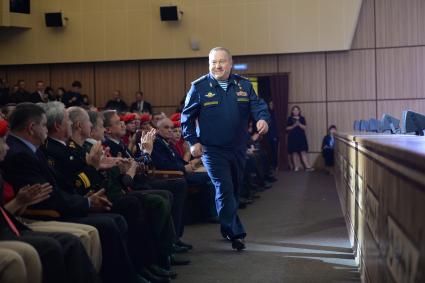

{"left": 10, "top": 134, "right": 37, "bottom": 153}
{"left": 181, "top": 73, "right": 270, "bottom": 149}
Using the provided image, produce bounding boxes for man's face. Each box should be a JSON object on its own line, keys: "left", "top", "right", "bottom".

{"left": 91, "top": 117, "right": 105, "bottom": 141}
{"left": 108, "top": 114, "right": 126, "bottom": 138}
{"left": 136, "top": 93, "right": 143, "bottom": 101}
{"left": 18, "top": 81, "right": 26, "bottom": 90}
{"left": 80, "top": 113, "right": 93, "bottom": 140}
{"left": 32, "top": 114, "right": 48, "bottom": 146}
{"left": 152, "top": 114, "right": 164, "bottom": 127}
{"left": 114, "top": 91, "right": 121, "bottom": 100}
{"left": 60, "top": 110, "right": 72, "bottom": 139}
{"left": 209, "top": 50, "right": 232, "bottom": 81}
{"left": 36, "top": 82, "right": 45, "bottom": 92}
{"left": 158, "top": 119, "right": 174, "bottom": 140}
{"left": 330, "top": 128, "right": 337, "bottom": 136}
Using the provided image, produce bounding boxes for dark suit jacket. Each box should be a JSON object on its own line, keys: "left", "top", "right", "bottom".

{"left": 130, "top": 100, "right": 152, "bottom": 113}
{"left": 1, "top": 135, "right": 89, "bottom": 219}
{"left": 321, "top": 134, "right": 335, "bottom": 150}
{"left": 29, "top": 91, "right": 45, "bottom": 103}
{"left": 151, "top": 135, "right": 187, "bottom": 172}
{"left": 103, "top": 137, "right": 133, "bottom": 158}
{"left": 105, "top": 100, "right": 128, "bottom": 112}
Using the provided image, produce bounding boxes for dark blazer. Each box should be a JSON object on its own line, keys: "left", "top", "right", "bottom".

{"left": 151, "top": 135, "right": 187, "bottom": 172}
{"left": 29, "top": 91, "right": 45, "bottom": 103}
{"left": 1, "top": 135, "right": 89, "bottom": 219}
{"left": 103, "top": 137, "right": 133, "bottom": 158}
{"left": 41, "top": 137, "right": 101, "bottom": 195}
{"left": 321, "top": 134, "right": 335, "bottom": 150}
{"left": 105, "top": 100, "right": 128, "bottom": 112}
{"left": 130, "top": 100, "right": 152, "bottom": 113}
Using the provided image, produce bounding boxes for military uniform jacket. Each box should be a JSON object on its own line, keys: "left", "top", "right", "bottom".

{"left": 181, "top": 73, "right": 271, "bottom": 149}
{"left": 2, "top": 135, "right": 89, "bottom": 219}
{"left": 41, "top": 137, "right": 101, "bottom": 196}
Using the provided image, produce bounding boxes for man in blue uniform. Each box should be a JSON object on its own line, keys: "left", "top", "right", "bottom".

{"left": 181, "top": 47, "right": 270, "bottom": 250}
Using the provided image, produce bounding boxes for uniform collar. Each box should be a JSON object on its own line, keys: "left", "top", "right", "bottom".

{"left": 207, "top": 73, "right": 238, "bottom": 88}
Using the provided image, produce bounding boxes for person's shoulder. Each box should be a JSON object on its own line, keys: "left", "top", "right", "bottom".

{"left": 233, "top": 73, "right": 250, "bottom": 82}
{"left": 191, "top": 75, "right": 209, "bottom": 86}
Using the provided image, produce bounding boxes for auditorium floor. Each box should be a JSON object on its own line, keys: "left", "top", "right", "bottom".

{"left": 173, "top": 171, "right": 361, "bottom": 283}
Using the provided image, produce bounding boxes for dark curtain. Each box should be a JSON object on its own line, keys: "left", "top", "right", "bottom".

{"left": 257, "top": 75, "right": 289, "bottom": 170}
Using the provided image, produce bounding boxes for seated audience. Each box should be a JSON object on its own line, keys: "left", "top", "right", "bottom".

{"left": 322, "top": 125, "right": 337, "bottom": 173}
{"left": 151, "top": 118, "right": 217, "bottom": 223}
{"left": 12, "top": 80, "right": 31, "bottom": 104}
{"left": 1, "top": 103, "right": 148, "bottom": 283}
{"left": 62, "top": 81, "right": 83, "bottom": 107}
{"left": 0, "top": 117, "right": 99, "bottom": 283}
{"left": 130, "top": 91, "right": 152, "bottom": 114}
{"left": 105, "top": 90, "right": 128, "bottom": 112}
{"left": 30, "top": 80, "right": 48, "bottom": 103}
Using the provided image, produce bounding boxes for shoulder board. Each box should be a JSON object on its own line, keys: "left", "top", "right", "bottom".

{"left": 68, "top": 141, "right": 76, "bottom": 148}
{"left": 191, "top": 75, "right": 208, "bottom": 85}
{"left": 233, "top": 74, "right": 250, "bottom": 81}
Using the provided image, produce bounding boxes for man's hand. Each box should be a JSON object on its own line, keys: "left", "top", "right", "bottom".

{"left": 88, "top": 189, "right": 113, "bottom": 212}
{"left": 190, "top": 143, "right": 203, "bottom": 158}
{"left": 86, "top": 142, "right": 103, "bottom": 169}
{"left": 139, "top": 128, "right": 157, "bottom": 155}
{"left": 184, "top": 164, "right": 194, "bottom": 173}
{"left": 256, "top": 120, "right": 269, "bottom": 135}
{"left": 99, "top": 156, "right": 122, "bottom": 170}
{"left": 16, "top": 183, "right": 52, "bottom": 207}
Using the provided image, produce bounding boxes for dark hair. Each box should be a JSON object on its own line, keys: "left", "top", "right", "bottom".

{"left": 36, "top": 80, "right": 44, "bottom": 85}
{"left": 102, "top": 110, "right": 117, "bottom": 128}
{"left": 9, "top": 103, "right": 45, "bottom": 132}
{"left": 71, "top": 81, "right": 82, "bottom": 88}
{"left": 136, "top": 91, "right": 144, "bottom": 96}
{"left": 290, "top": 105, "right": 301, "bottom": 117}
{"left": 328, "top": 125, "right": 337, "bottom": 131}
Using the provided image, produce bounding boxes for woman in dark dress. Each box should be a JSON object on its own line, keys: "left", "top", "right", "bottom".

{"left": 286, "top": 106, "right": 314, "bottom": 171}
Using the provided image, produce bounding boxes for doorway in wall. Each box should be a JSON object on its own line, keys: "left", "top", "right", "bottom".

{"left": 247, "top": 74, "right": 289, "bottom": 170}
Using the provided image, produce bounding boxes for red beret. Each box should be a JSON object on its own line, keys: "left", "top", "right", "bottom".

{"left": 139, "top": 114, "right": 151, "bottom": 124}
{"left": 0, "top": 120, "right": 8, "bottom": 137}
{"left": 120, "top": 113, "right": 136, "bottom": 123}
{"left": 170, "top": 113, "right": 181, "bottom": 122}
{"left": 173, "top": 120, "right": 181, "bottom": 128}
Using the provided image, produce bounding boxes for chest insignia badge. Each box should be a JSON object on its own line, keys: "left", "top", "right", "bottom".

{"left": 205, "top": 92, "right": 216, "bottom": 98}
{"left": 236, "top": 91, "right": 248, "bottom": 97}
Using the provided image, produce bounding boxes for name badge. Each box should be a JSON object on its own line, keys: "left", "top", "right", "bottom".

{"left": 204, "top": 101, "right": 219, "bottom": 106}
{"left": 236, "top": 91, "right": 248, "bottom": 97}
{"left": 237, "top": 98, "right": 249, "bottom": 102}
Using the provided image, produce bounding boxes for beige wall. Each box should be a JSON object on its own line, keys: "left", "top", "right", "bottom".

{"left": 1, "top": 0, "right": 425, "bottom": 170}
{"left": 0, "top": 0, "right": 362, "bottom": 64}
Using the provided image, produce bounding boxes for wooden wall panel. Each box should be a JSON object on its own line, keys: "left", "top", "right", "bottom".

{"left": 377, "top": 99, "right": 425, "bottom": 120}
{"left": 375, "top": 0, "right": 425, "bottom": 48}
{"left": 151, "top": 106, "right": 179, "bottom": 116}
{"left": 6, "top": 65, "right": 50, "bottom": 92}
{"left": 376, "top": 46, "right": 425, "bottom": 100}
{"left": 232, "top": 55, "right": 278, "bottom": 76}
{"left": 139, "top": 60, "right": 185, "bottom": 107}
{"left": 327, "top": 49, "right": 376, "bottom": 101}
{"left": 288, "top": 102, "right": 327, "bottom": 152}
{"left": 308, "top": 152, "right": 325, "bottom": 169}
{"left": 94, "top": 61, "right": 139, "bottom": 109}
{"left": 184, "top": 58, "right": 208, "bottom": 89}
{"left": 328, "top": 101, "right": 377, "bottom": 132}
{"left": 279, "top": 53, "right": 326, "bottom": 103}
{"left": 50, "top": 63, "right": 95, "bottom": 105}
{"left": 351, "top": 0, "right": 375, "bottom": 49}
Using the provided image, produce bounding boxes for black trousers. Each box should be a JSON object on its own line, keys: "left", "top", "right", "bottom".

{"left": 17, "top": 231, "right": 99, "bottom": 283}
{"left": 140, "top": 178, "right": 187, "bottom": 238}
{"left": 322, "top": 148, "right": 334, "bottom": 167}
{"left": 69, "top": 213, "right": 139, "bottom": 283}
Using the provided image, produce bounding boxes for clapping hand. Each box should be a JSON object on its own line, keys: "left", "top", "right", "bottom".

{"left": 88, "top": 189, "right": 113, "bottom": 212}
{"left": 139, "top": 128, "right": 157, "bottom": 155}
{"left": 16, "top": 183, "right": 53, "bottom": 207}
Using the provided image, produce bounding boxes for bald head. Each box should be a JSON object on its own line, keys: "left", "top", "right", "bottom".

{"left": 67, "top": 107, "right": 92, "bottom": 139}
{"left": 157, "top": 118, "right": 174, "bottom": 140}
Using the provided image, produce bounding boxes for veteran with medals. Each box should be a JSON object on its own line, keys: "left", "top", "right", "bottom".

{"left": 181, "top": 47, "right": 270, "bottom": 250}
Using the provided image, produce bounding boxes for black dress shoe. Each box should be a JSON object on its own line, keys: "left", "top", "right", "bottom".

{"left": 238, "top": 202, "right": 247, "bottom": 209}
{"left": 176, "top": 240, "right": 193, "bottom": 250}
{"left": 136, "top": 275, "right": 152, "bottom": 283}
{"left": 266, "top": 176, "right": 278, "bottom": 183}
{"left": 140, "top": 267, "right": 170, "bottom": 283}
{"left": 172, "top": 244, "right": 189, "bottom": 254}
{"left": 231, "top": 239, "right": 246, "bottom": 251}
{"left": 170, "top": 254, "right": 191, "bottom": 266}
{"left": 148, "top": 265, "right": 177, "bottom": 279}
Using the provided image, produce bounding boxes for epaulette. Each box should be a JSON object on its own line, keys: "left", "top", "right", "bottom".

{"left": 233, "top": 74, "right": 250, "bottom": 81}
{"left": 191, "top": 75, "right": 208, "bottom": 85}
